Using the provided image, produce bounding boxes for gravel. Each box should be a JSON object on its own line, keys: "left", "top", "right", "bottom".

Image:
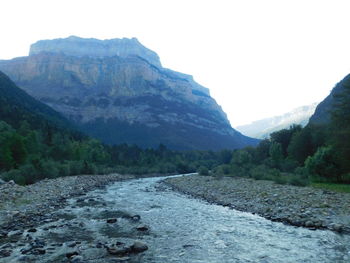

{"left": 0, "top": 174, "right": 135, "bottom": 232}
{"left": 163, "top": 175, "right": 350, "bottom": 233}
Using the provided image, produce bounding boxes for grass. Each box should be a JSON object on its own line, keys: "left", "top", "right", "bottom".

{"left": 311, "top": 182, "right": 350, "bottom": 193}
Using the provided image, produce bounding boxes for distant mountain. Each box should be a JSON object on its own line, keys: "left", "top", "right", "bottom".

{"left": 0, "top": 36, "right": 258, "bottom": 150}
{"left": 0, "top": 70, "right": 73, "bottom": 131}
{"left": 309, "top": 74, "right": 350, "bottom": 125}
{"left": 236, "top": 103, "right": 318, "bottom": 139}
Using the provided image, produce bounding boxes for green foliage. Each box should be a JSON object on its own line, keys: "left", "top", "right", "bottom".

{"left": 329, "top": 79, "right": 350, "bottom": 174}
{"left": 231, "top": 149, "right": 252, "bottom": 166}
{"left": 198, "top": 166, "right": 209, "bottom": 176}
{"left": 287, "top": 128, "right": 314, "bottom": 165}
{"left": 311, "top": 182, "right": 350, "bottom": 193}
{"left": 250, "top": 165, "right": 280, "bottom": 181}
{"left": 305, "top": 146, "right": 341, "bottom": 182}
{"left": 269, "top": 142, "right": 283, "bottom": 167}
{"left": 270, "top": 125, "right": 302, "bottom": 157}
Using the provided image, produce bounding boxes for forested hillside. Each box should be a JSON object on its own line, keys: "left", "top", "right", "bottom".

{"left": 209, "top": 74, "right": 350, "bottom": 185}
{"left": 0, "top": 71, "right": 232, "bottom": 184}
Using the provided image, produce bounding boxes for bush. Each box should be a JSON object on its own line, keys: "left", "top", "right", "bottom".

{"left": 280, "top": 159, "right": 299, "bottom": 172}
{"left": 289, "top": 174, "right": 310, "bottom": 186}
{"left": 58, "top": 163, "right": 71, "bottom": 177}
{"left": 273, "top": 175, "right": 288, "bottom": 185}
{"left": 198, "top": 166, "right": 209, "bottom": 176}
{"left": 1, "top": 169, "right": 26, "bottom": 185}
{"left": 40, "top": 160, "right": 59, "bottom": 178}
{"left": 250, "top": 165, "right": 280, "bottom": 181}
{"left": 69, "top": 161, "right": 83, "bottom": 175}
{"left": 213, "top": 166, "right": 224, "bottom": 179}
{"left": 305, "top": 146, "right": 341, "bottom": 182}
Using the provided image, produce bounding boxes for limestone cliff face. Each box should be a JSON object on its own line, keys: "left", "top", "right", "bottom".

{"left": 0, "top": 37, "right": 258, "bottom": 150}
{"left": 29, "top": 36, "right": 162, "bottom": 67}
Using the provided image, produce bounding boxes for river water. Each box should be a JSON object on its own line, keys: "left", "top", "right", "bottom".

{"left": 3, "top": 175, "right": 350, "bottom": 262}
{"left": 95, "top": 175, "right": 350, "bottom": 262}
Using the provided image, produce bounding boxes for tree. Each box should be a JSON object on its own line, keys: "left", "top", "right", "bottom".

{"left": 330, "top": 77, "right": 350, "bottom": 173}
{"left": 8, "top": 133, "right": 27, "bottom": 167}
{"left": 305, "top": 146, "right": 341, "bottom": 182}
{"left": 269, "top": 142, "right": 283, "bottom": 167}
{"left": 287, "top": 128, "right": 314, "bottom": 165}
{"left": 270, "top": 125, "right": 302, "bottom": 157}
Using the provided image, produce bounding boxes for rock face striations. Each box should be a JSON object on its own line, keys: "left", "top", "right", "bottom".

{"left": 0, "top": 36, "right": 258, "bottom": 150}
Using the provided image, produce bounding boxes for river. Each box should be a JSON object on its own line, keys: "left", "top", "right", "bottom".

{"left": 3, "top": 175, "right": 350, "bottom": 262}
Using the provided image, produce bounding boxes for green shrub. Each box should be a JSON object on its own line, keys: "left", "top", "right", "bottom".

{"left": 69, "top": 161, "right": 83, "bottom": 175}
{"left": 273, "top": 175, "right": 288, "bottom": 185}
{"left": 58, "top": 163, "right": 71, "bottom": 177}
{"left": 198, "top": 166, "right": 209, "bottom": 176}
{"left": 40, "top": 160, "right": 59, "bottom": 178}
{"left": 1, "top": 169, "right": 26, "bottom": 185}
{"left": 250, "top": 165, "right": 280, "bottom": 181}
{"left": 289, "top": 174, "right": 310, "bottom": 186}
{"left": 305, "top": 146, "right": 341, "bottom": 182}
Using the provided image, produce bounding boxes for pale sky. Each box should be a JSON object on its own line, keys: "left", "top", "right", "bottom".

{"left": 1, "top": 0, "right": 350, "bottom": 126}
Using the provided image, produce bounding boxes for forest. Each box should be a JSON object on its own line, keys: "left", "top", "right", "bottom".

{"left": 210, "top": 79, "right": 350, "bottom": 186}
{"left": 1, "top": 69, "right": 350, "bottom": 187}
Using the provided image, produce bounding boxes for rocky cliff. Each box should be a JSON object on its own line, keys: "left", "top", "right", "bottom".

{"left": 0, "top": 36, "right": 258, "bottom": 150}
{"left": 236, "top": 103, "right": 318, "bottom": 139}
{"left": 29, "top": 36, "right": 162, "bottom": 68}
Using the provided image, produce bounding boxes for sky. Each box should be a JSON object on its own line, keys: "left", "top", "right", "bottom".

{"left": 1, "top": 0, "right": 350, "bottom": 126}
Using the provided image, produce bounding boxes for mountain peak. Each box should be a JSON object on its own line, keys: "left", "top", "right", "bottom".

{"left": 29, "top": 36, "right": 162, "bottom": 67}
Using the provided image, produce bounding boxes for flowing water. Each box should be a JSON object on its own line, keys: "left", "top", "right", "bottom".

{"left": 3, "top": 175, "right": 350, "bottom": 262}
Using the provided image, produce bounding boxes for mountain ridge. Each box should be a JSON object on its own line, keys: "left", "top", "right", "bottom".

{"left": 236, "top": 103, "right": 318, "bottom": 139}
{"left": 0, "top": 36, "right": 258, "bottom": 150}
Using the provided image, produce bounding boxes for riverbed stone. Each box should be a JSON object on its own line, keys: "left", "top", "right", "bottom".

{"left": 131, "top": 241, "right": 148, "bottom": 253}
{"left": 107, "top": 245, "right": 131, "bottom": 256}
{"left": 0, "top": 249, "right": 11, "bottom": 257}
{"left": 136, "top": 224, "right": 149, "bottom": 231}
{"left": 107, "top": 218, "right": 118, "bottom": 224}
{"left": 163, "top": 175, "right": 350, "bottom": 233}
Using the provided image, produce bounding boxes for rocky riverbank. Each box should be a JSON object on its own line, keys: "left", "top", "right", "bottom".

{"left": 163, "top": 175, "right": 350, "bottom": 234}
{"left": 0, "top": 174, "right": 151, "bottom": 262}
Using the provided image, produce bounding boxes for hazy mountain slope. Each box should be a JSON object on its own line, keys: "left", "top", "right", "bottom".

{"left": 236, "top": 103, "right": 318, "bottom": 139}
{"left": 0, "top": 70, "right": 73, "bottom": 131}
{"left": 0, "top": 36, "right": 258, "bottom": 150}
{"left": 309, "top": 74, "right": 350, "bottom": 125}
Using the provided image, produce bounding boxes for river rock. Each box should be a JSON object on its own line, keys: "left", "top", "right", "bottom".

{"left": 331, "top": 223, "right": 343, "bottom": 232}
{"left": 107, "top": 245, "right": 131, "bottom": 256}
{"left": 66, "top": 241, "right": 77, "bottom": 248}
{"left": 0, "top": 249, "right": 11, "bottom": 257}
{"left": 70, "top": 255, "right": 84, "bottom": 263}
{"left": 136, "top": 224, "right": 149, "bottom": 231}
{"left": 107, "top": 218, "right": 118, "bottom": 224}
{"left": 66, "top": 251, "right": 79, "bottom": 258}
{"left": 305, "top": 221, "right": 314, "bottom": 227}
{"left": 131, "top": 241, "right": 148, "bottom": 253}
{"left": 131, "top": 215, "right": 141, "bottom": 221}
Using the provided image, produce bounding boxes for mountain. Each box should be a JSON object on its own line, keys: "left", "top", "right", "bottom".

{"left": 236, "top": 103, "right": 318, "bottom": 139}
{"left": 0, "top": 36, "right": 257, "bottom": 150}
{"left": 0, "top": 70, "right": 73, "bottom": 131}
{"left": 309, "top": 74, "right": 350, "bottom": 125}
